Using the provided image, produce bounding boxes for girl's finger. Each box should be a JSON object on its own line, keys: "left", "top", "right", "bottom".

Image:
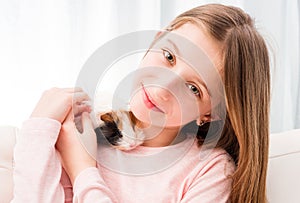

{"left": 73, "top": 104, "right": 91, "bottom": 117}
{"left": 81, "top": 112, "right": 95, "bottom": 131}
{"left": 73, "top": 92, "right": 90, "bottom": 104}
{"left": 80, "top": 112, "right": 97, "bottom": 159}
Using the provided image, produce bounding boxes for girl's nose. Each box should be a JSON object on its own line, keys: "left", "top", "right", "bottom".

{"left": 154, "top": 86, "right": 172, "bottom": 101}
{"left": 153, "top": 75, "right": 182, "bottom": 101}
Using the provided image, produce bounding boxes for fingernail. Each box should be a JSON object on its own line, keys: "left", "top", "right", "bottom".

{"left": 83, "top": 112, "right": 90, "bottom": 118}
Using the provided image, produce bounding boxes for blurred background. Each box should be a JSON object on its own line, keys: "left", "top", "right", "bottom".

{"left": 0, "top": 0, "right": 299, "bottom": 133}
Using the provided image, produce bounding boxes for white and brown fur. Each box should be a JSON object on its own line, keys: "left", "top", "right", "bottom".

{"left": 94, "top": 110, "right": 145, "bottom": 151}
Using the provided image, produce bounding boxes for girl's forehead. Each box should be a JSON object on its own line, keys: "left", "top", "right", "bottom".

{"left": 167, "top": 23, "right": 223, "bottom": 73}
{"left": 151, "top": 25, "right": 218, "bottom": 78}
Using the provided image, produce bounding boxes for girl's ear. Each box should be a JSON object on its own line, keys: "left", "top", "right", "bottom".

{"left": 196, "top": 113, "right": 221, "bottom": 125}
{"left": 196, "top": 118, "right": 202, "bottom": 126}
{"left": 196, "top": 114, "right": 211, "bottom": 126}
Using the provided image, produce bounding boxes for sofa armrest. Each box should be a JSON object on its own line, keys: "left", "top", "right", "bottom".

{"left": 267, "top": 129, "right": 300, "bottom": 203}
{"left": 0, "top": 126, "right": 18, "bottom": 203}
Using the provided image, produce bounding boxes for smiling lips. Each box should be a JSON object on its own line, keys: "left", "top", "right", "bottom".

{"left": 141, "top": 84, "right": 164, "bottom": 113}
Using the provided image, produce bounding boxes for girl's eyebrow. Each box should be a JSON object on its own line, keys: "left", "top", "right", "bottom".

{"left": 166, "top": 39, "right": 180, "bottom": 55}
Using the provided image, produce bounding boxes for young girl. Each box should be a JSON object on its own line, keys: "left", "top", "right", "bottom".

{"left": 12, "top": 4, "right": 270, "bottom": 203}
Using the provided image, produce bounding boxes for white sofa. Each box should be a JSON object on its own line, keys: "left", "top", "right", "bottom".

{"left": 0, "top": 126, "right": 17, "bottom": 203}
{"left": 267, "top": 129, "right": 300, "bottom": 202}
{"left": 0, "top": 126, "right": 300, "bottom": 202}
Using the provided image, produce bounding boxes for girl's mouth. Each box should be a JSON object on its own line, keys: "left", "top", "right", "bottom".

{"left": 141, "top": 83, "right": 164, "bottom": 113}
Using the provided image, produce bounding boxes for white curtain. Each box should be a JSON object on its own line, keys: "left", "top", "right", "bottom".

{"left": 0, "top": 0, "right": 299, "bottom": 133}
{"left": 242, "top": 0, "right": 300, "bottom": 132}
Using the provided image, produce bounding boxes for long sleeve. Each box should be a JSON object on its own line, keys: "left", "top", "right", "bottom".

{"left": 72, "top": 167, "right": 118, "bottom": 203}
{"left": 11, "top": 118, "right": 65, "bottom": 203}
{"left": 180, "top": 152, "right": 235, "bottom": 203}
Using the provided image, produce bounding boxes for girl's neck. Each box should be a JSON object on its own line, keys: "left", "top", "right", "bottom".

{"left": 131, "top": 111, "right": 186, "bottom": 147}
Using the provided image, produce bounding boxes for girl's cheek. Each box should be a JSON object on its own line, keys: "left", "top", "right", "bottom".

{"left": 129, "top": 92, "right": 151, "bottom": 123}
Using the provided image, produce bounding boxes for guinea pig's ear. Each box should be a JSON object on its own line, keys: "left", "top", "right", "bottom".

{"left": 100, "top": 111, "right": 120, "bottom": 124}
{"left": 100, "top": 112, "right": 114, "bottom": 123}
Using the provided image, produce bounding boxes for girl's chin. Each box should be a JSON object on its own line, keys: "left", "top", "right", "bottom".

{"left": 132, "top": 113, "right": 183, "bottom": 128}
{"left": 130, "top": 104, "right": 186, "bottom": 127}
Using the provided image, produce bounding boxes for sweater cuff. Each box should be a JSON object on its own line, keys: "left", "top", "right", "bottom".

{"left": 20, "top": 117, "right": 61, "bottom": 142}
{"left": 73, "top": 167, "right": 103, "bottom": 194}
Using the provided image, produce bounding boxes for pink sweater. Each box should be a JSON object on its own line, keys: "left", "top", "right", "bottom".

{"left": 12, "top": 118, "right": 235, "bottom": 203}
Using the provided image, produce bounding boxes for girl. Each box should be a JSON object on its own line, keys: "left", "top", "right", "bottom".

{"left": 12, "top": 4, "right": 270, "bottom": 203}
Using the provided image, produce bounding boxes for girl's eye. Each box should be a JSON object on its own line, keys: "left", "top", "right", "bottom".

{"left": 186, "top": 83, "right": 201, "bottom": 97}
{"left": 163, "top": 49, "right": 175, "bottom": 65}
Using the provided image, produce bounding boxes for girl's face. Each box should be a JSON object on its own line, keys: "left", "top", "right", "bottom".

{"left": 130, "top": 23, "right": 223, "bottom": 128}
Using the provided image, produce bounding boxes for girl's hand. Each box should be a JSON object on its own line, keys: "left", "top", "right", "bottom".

{"left": 31, "top": 87, "right": 90, "bottom": 123}
{"left": 56, "top": 110, "right": 97, "bottom": 185}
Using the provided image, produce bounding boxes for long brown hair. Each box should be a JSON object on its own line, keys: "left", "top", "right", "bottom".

{"left": 166, "top": 4, "right": 270, "bottom": 203}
